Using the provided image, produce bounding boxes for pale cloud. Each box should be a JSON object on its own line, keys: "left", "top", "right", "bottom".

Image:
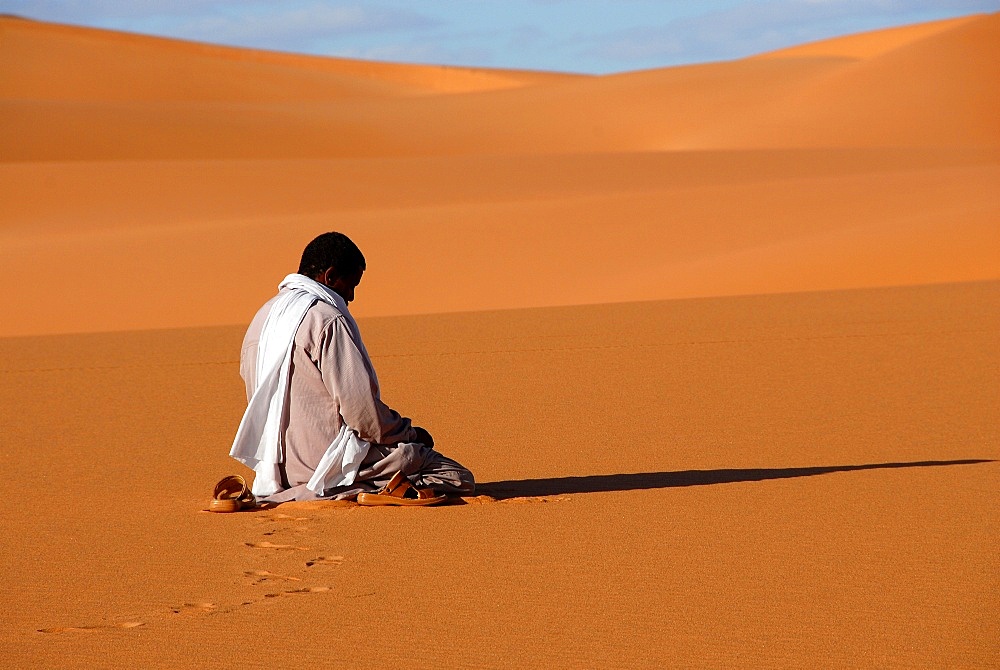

{"left": 583, "top": 0, "right": 1000, "bottom": 67}
{"left": 177, "top": 3, "right": 436, "bottom": 49}
{"left": 2, "top": 0, "right": 224, "bottom": 21}
{"left": 3, "top": 1, "right": 437, "bottom": 48}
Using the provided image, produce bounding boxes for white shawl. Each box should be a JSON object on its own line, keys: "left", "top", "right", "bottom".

{"left": 229, "top": 273, "right": 374, "bottom": 497}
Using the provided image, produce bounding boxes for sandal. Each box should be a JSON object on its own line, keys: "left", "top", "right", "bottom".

{"left": 356, "top": 471, "right": 447, "bottom": 507}
{"left": 209, "top": 474, "right": 256, "bottom": 513}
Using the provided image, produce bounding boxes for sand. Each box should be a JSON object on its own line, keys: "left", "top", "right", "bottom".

{"left": 0, "top": 12, "right": 997, "bottom": 668}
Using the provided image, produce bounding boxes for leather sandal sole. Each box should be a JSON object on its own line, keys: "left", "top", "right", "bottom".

{"left": 356, "top": 491, "right": 447, "bottom": 506}
{"left": 209, "top": 474, "right": 256, "bottom": 513}
{"left": 209, "top": 498, "right": 242, "bottom": 513}
{"left": 356, "top": 470, "right": 447, "bottom": 506}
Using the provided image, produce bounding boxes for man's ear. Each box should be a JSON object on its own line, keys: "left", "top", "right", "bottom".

{"left": 318, "top": 267, "right": 337, "bottom": 287}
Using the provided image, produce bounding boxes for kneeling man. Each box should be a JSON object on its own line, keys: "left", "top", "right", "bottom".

{"left": 230, "top": 232, "right": 475, "bottom": 504}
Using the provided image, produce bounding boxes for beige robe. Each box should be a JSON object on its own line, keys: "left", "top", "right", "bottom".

{"left": 240, "top": 291, "right": 474, "bottom": 501}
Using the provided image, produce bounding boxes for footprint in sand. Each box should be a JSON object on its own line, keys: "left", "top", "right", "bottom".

{"left": 461, "top": 494, "right": 570, "bottom": 504}
{"left": 38, "top": 622, "right": 144, "bottom": 634}
{"left": 263, "top": 586, "right": 331, "bottom": 598}
{"left": 244, "top": 570, "right": 302, "bottom": 585}
{"left": 305, "top": 556, "right": 344, "bottom": 567}
{"left": 170, "top": 602, "right": 218, "bottom": 615}
{"left": 260, "top": 527, "right": 311, "bottom": 537}
{"left": 246, "top": 541, "right": 311, "bottom": 551}
{"left": 257, "top": 513, "right": 310, "bottom": 522}
{"left": 501, "top": 495, "right": 571, "bottom": 504}
{"left": 460, "top": 495, "right": 498, "bottom": 505}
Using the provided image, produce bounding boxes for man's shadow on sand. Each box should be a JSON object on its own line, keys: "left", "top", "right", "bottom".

{"left": 476, "top": 459, "right": 993, "bottom": 500}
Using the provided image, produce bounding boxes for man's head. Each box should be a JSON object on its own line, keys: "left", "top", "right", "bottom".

{"left": 298, "top": 232, "right": 366, "bottom": 303}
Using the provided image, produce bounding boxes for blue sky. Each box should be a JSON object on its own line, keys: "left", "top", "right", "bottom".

{"left": 3, "top": 1, "right": 997, "bottom": 73}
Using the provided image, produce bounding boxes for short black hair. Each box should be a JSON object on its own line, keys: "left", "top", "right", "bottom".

{"left": 297, "top": 232, "right": 366, "bottom": 280}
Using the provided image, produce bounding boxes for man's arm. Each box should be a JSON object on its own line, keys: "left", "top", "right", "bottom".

{"left": 318, "top": 316, "right": 419, "bottom": 446}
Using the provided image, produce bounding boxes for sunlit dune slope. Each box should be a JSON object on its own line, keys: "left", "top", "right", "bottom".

{"left": 753, "top": 14, "right": 979, "bottom": 60}
{"left": 1, "top": 148, "right": 996, "bottom": 336}
{"left": 712, "top": 14, "right": 1000, "bottom": 149}
{"left": 1, "top": 14, "right": 998, "bottom": 336}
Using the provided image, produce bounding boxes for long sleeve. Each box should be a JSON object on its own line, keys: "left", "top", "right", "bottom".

{"left": 318, "top": 315, "right": 417, "bottom": 446}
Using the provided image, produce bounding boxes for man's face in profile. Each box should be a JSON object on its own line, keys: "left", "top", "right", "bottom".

{"left": 325, "top": 267, "right": 364, "bottom": 304}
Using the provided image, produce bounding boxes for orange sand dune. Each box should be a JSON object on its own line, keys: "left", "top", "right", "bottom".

{"left": 3, "top": 14, "right": 996, "bottom": 163}
{"left": 1, "top": 16, "right": 580, "bottom": 102}
{"left": 1, "top": 15, "right": 998, "bottom": 336}
{"left": 713, "top": 14, "right": 1000, "bottom": 149}
{"left": 1, "top": 55, "right": 849, "bottom": 160}
{"left": 0, "top": 149, "right": 997, "bottom": 336}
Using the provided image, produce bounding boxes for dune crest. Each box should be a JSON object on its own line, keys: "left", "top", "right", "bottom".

{"left": 0, "top": 16, "right": 582, "bottom": 104}
{"left": 752, "top": 14, "right": 982, "bottom": 60}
